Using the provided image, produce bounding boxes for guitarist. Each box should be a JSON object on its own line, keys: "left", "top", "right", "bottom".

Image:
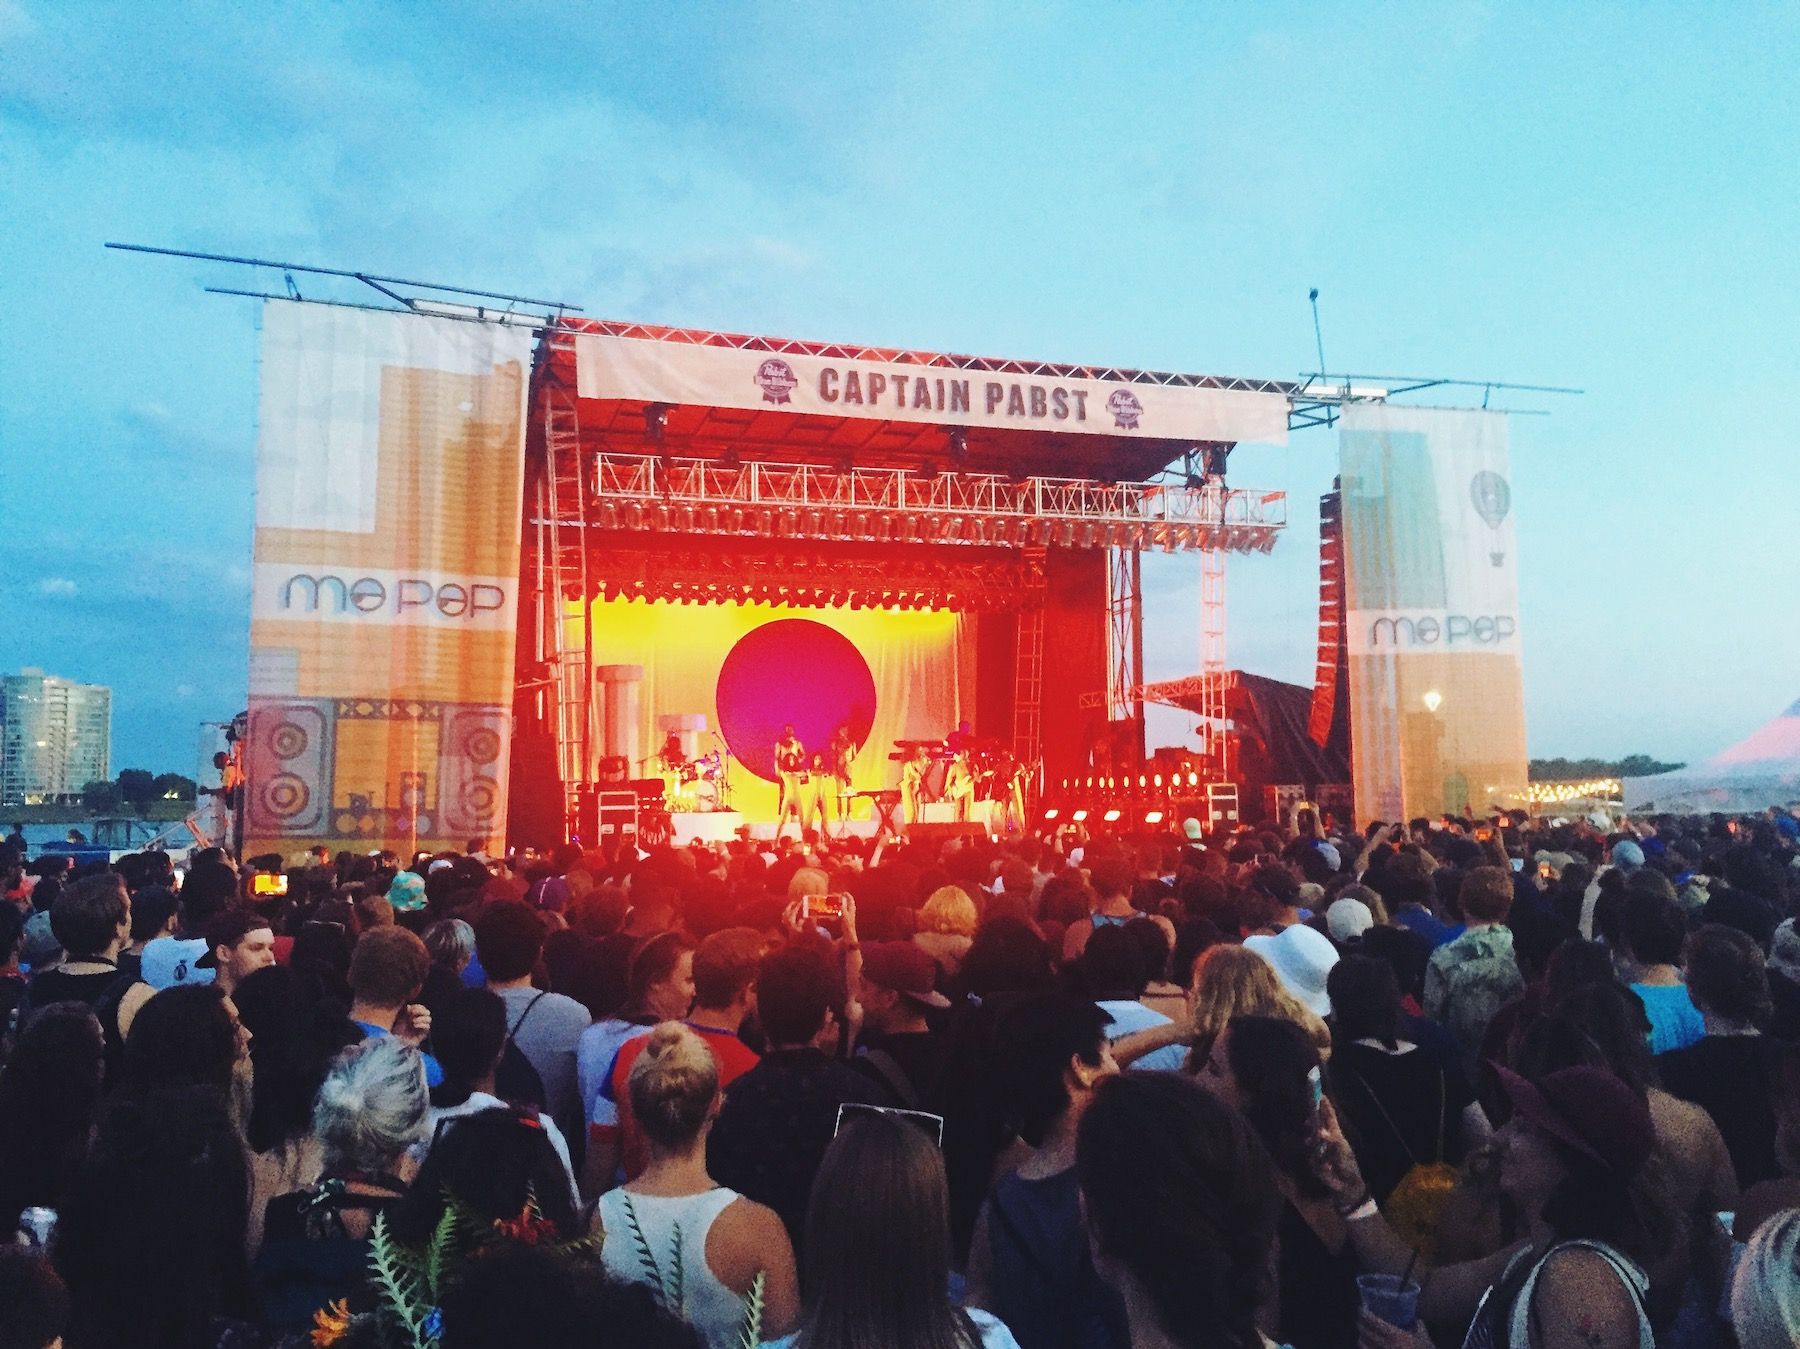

{"left": 774, "top": 725, "right": 807, "bottom": 835}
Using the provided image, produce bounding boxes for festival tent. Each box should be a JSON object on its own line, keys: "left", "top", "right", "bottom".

{"left": 1623, "top": 699, "right": 1800, "bottom": 813}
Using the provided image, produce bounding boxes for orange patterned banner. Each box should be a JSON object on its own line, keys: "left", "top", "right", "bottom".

{"left": 244, "top": 303, "right": 533, "bottom": 859}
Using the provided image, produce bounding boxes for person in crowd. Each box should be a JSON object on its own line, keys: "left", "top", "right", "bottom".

{"left": 0, "top": 1247, "right": 68, "bottom": 1349}
{"left": 1061, "top": 859, "right": 1144, "bottom": 963}
{"left": 917, "top": 883, "right": 981, "bottom": 978}
{"left": 395, "top": 1101, "right": 584, "bottom": 1244}
{"left": 1189, "top": 941, "right": 1331, "bottom": 1065}
{"left": 1324, "top": 1063, "right": 1671, "bottom": 1349}
{"left": 1326, "top": 955, "right": 1484, "bottom": 1207}
{"left": 1730, "top": 1206, "right": 1800, "bottom": 1349}
{"left": 234, "top": 963, "right": 360, "bottom": 1254}
{"left": 581, "top": 929, "right": 697, "bottom": 1186}
{"left": 17, "top": 873, "right": 132, "bottom": 1018}
{"left": 1078, "top": 924, "right": 1187, "bottom": 1072}
{"left": 420, "top": 915, "right": 476, "bottom": 1013}
{"left": 425, "top": 985, "right": 580, "bottom": 1205}
{"left": 54, "top": 1081, "right": 254, "bottom": 1349}
{"left": 1422, "top": 865, "right": 1524, "bottom": 1073}
{"left": 1195, "top": 1015, "right": 1358, "bottom": 1349}
{"left": 437, "top": 1242, "right": 704, "bottom": 1349}
{"left": 1619, "top": 888, "right": 1704, "bottom": 1054}
{"left": 119, "top": 981, "right": 248, "bottom": 1098}
{"left": 118, "top": 882, "right": 177, "bottom": 980}
{"left": 1076, "top": 1071, "right": 1282, "bottom": 1349}
{"left": 1124, "top": 916, "right": 1187, "bottom": 1021}
{"left": 1658, "top": 923, "right": 1788, "bottom": 1187}
{"left": 477, "top": 899, "right": 595, "bottom": 1140}
{"left": 599, "top": 926, "right": 764, "bottom": 1188}
{"left": 853, "top": 938, "right": 953, "bottom": 1104}
{"left": 256, "top": 1037, "right": 430, "bottom": 1332}
{"left": 598, "top": 1023, "right": 800, "bottom": 1348}
{"left": 194, "top": 905, "right": 277, "bottom": 997}
{"left": 772, "top": 1109, "right": 1023, "bottom": 1348}
{"left": 707, "top": 940, "right": 886, "bottom": 1259}
{"left": 0, "top": 1004, "right": 105, "bottom": 1240}
{"left": 345, "top": 923, "right": 444, "bottom": 1086}
{"left": 138, "top": 856, "right": 234, "bottom": 990}
{"left": 966, "top": 991, "right": 1128, "bottom": 1349}
{"left": 0, "top": 901, "right": 28, "bottom": 1038}
{"left": 1244, "top": 920, "right": 1341, "bottom": 1029}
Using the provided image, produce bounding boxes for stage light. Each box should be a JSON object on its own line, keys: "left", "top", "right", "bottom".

{"left": 1103, "top": 809, "right": 1122, "bottom": 822}
{"left": 1153, "top": 774, "right": 1163, "bottom": 787}
{"left": 1072, "top": 809, "right": 1089, "bottom": 822}
{"left": 1144, "top": 811, "right": 1164, "bottom": 824}
{"left": 1188, "top": 772, "right": 1198, "bottom": 786}
{"left": 1043, "top": 808, "right": 1059, "bottom": 820}
{"left": 1422, "top": 689, "right": 1443, "bottom": 713}
{"left": 1139, "top": 775, "right": 1148, "bottom": 787}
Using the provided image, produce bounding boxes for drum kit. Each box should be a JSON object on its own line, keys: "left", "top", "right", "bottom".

{"left": 673, "top": 750, "right": 728, "bottom": 811}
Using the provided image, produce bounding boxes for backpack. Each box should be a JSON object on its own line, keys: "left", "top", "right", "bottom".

{"left": 1342, "top": 1062, "right": 1458, "bottom": 1261}
{"left": 495, "top": 991, "right": 549, "bottom": 1111}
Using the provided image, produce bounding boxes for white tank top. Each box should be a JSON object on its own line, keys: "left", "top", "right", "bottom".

{"left": 599, "top": 1186, "right": 748, "bottom": 1349}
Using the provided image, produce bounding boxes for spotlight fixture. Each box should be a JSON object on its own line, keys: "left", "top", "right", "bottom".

{"left": 1103, "top": 809, "right": 1122, "bottom": 822}
{"left": 1072, "top": 809, "right": 1090, "bottom": 822}
{"left": 1144, "top": 811, "right": 1165, "bottom": 824}
{"left": 1043, "top": 808, "right": 1060, "bottom": 820}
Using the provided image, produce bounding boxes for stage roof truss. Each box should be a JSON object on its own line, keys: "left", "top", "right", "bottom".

{"left": 565, "top": 453, "right": 1286, "bottom": 555}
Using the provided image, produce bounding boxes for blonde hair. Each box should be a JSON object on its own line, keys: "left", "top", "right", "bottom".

{"left": 627, "top": 1021, "right": 719, "bottom": 1148}
{"left": 1189, "top": 943, "right": 1331, "bottom": 1059}
{"left": 920, "top": 885, "right": 978, "bottom": 938}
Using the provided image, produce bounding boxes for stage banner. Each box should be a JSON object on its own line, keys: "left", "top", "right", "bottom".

{"left": 244, "top": 303, "right": 534, "bottom": 859}
{"left": 574, "top": 332, "right": 1289, "bottom": 446}
{"left": 1339, "top": 404, "right": 1527, "bottom": 824}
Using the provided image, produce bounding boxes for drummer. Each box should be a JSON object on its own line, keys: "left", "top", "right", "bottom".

{"left": 656, "top": 732, "right": 688, "bottom": 803}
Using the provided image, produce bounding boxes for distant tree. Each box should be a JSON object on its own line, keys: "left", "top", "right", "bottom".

{"left": 152, "top": 773, "right": 197, "bottom": 801}
{"left": 81, "top": 779, "right": 121, "bottom": 813}
{"left": 115, "top": 768, "right": 157, "bottom": 811}
{"left": 1529, "top": 754, "right": 1685, "bottom": 780}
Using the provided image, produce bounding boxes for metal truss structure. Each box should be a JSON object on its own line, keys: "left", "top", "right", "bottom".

{"left": 573, "top": 454, "right": 1287, "bottom": 554}
{"left": 1106, "top": 549, "right": 1145, "bottom": 726}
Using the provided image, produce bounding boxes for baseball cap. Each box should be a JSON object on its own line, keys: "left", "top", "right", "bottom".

{"left": 1768, "top": 918, "right": 1800, "bottom": 984}
{"left": 195, "top": 908, "right": 275, "bottom": 968}
{"left": 139, "top": 934, "right": 216, "bottom": 989}
{"left": 386, "top": 871, "right": 428, "bottom": 913}
{"left": 19, "top": 911, "right": 61, "bottom": 971}
{"left": 1326, "top": 897, "right": 1375, "bottom": 943}
{"left": 1492, "top": 1063, "right": 1655, "bottom": 1180}
{"left": 860, "top": 941, "right": 951, "bottom": 1009}
{"left": 1243, "top": 923, "right": 1340, "bottom": 1018}
{"left": 1181, "top": 817, "right": 1204, "bottom": 842}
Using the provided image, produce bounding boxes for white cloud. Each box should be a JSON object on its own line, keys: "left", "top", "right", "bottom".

{"left": 36, "top": 576, "right": 77, "bottom": 597}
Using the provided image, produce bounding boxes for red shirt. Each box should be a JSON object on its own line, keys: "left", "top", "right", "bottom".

{"left": 610, "top": 1022, "right": 759, "bottom": 1180}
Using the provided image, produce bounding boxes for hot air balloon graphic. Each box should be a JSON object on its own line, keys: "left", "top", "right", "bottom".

{"left": 1470, "top": 471, "right": 1511, "bottom": 567}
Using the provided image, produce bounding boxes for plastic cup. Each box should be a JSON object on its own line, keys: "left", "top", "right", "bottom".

{"left": 1356, "top": 1273, "right": 1421, "bottom": 1328}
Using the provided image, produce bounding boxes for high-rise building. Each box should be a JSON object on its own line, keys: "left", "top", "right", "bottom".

{"left": 0, "top": 669, "right": 112, "bottom": 806}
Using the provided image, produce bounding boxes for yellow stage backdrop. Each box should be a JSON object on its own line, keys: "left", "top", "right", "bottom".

{"left": 573, "top": 598, "right": 974, "bottom": 820}
{"left": 244, "top": 303, "right": 533, "bottom": 858}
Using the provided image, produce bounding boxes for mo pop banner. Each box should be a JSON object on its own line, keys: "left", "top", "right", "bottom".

{"left": 1339, "top": 404, "right": 1528, "bottom": 824}
{"left": 244, "top": 303, "right": 534, "bottom": 858}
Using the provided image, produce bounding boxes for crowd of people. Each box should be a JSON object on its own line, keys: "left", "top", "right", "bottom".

{"left": 3, "top": 804, "right": 1800, "bottom": 1349}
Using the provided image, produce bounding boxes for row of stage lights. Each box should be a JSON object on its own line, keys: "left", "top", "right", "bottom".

{"left": 1042, "top": 807, "right": 1170, "bottom": 826}
{"left": 1058, "top": 772, "right": 1208, "bottom": 792}
{"left": 593, "top": 499, "right": 1208, "bottom": 552}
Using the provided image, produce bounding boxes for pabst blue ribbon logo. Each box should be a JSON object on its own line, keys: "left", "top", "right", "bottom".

{"left": 754, "top": 358, "right": 799, "bottom": 405}
{"left": 1106, "top": 387, "right": 1144, "bottom": 430}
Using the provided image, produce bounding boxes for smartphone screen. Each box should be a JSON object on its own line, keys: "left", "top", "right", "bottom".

{"left": 804, "top": 892, "right": 847, "bottom": 920}
{"left": 251, "top": 872, "right": 289, "bottom": 897}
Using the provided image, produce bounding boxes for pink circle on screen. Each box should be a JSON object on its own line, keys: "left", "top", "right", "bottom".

{"left": 716, "top": 619, "right": 876, "bottom": 782}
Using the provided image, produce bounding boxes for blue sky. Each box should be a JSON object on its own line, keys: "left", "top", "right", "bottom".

{"left": 2, "top": 2, "right": 1795, "bottom": 775}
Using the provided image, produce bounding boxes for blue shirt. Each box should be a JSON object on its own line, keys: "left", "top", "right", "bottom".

{"left": 352, "top": 1020, "right": 445, "bottom": 1088}
{"left": 1395, "top": 905, "right": 1462, "bottom": 949}
{"left": 1632, "top": 983, "right": 1705, "bottom": 1054}
{"left": 1095, "top": 1000, "right": 1188, "bottom": 1072}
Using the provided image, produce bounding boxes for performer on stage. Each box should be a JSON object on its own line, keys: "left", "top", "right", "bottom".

{"left": 947, "top": 719, "right": 977, "bottom": 753}
{"left": 656, "top": 731, "right": 688, "bottom": 805}
{"left": 944, "top": 748, "right": 977, "bottom": 823}
{"left": 774, "top": 724, "right": 807, "bottom": 834}
{"left": 900, "top": 743, "right": 932, "bottom": 824}
{"left": 804, "top": 752, "right": 833, "bottom": 833}
{"left": 825, "top": 724, "right": 857, "bottom": 829}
